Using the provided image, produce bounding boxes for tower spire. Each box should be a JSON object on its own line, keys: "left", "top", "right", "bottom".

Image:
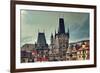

{"left": 51, "top": 33, "right": 53, "bottom": 44}
{"left": 58, "top": 18, "right": 65, "bottom": 34}
{"left": 67, "top": 27, "right": 70, "bottom": 38}
{"left": 51, "top": 33, "right": 53, "bottom": 38}
{"left": 55, "top": 30, "right": 56, "bottom": 38}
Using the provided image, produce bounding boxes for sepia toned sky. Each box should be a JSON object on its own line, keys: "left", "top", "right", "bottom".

{"left": 20, "top": 10, "right": 89, "bottom": 47}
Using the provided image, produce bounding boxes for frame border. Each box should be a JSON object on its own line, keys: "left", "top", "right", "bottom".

{"left": 10, "top": 0, "right": 97, "bottom": 73}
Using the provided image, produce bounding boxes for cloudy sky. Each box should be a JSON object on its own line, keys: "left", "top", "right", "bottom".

{"left": 20, "top": 10, "right": 89, "bottom": 47}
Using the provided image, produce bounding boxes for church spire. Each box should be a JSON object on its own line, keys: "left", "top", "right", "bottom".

{"left": 51, "top": 33, "right": 53, "bottom": 38}
{"left": 51, "top": 33, "right": 53, "bottom": 44}
{"left": 67, "top": 28, "right": 70, "bottom": 38}
{"left": 58, "top": 18, "right": 65, "bottom": 34}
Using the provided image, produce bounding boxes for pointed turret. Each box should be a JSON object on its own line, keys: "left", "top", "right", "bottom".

{"left": 55, "top": 30, "right": 56, "bottom": 38}
{"left": 67, "top": 28, "right": 69, "bottom": 38}
{"left": 51, "top": 33, "right": 53, "bottom": 44}
{"left": 51, "top": 33, "right": 53, "bottom": 38}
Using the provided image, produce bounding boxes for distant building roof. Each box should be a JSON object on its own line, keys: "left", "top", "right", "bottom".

{"left": 21, "top": 44, "right": 35, "bottom": 51}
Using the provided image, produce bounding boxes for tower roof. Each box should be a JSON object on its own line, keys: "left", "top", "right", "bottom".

{"left": 58, "top": 18, "right": 65, "bottom": 34}
{"left": 37, "top": 32, "right": 47, "bottom": 45}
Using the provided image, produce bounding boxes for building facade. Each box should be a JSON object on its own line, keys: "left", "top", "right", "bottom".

{"left": 21, "top": 17, "right": 90, "bottom": 63}
{"left": 49, "top": 18, "right": 69, "bottom": 61}
{"left": 33, "top": 32, "right": 49, "bottom": 62}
